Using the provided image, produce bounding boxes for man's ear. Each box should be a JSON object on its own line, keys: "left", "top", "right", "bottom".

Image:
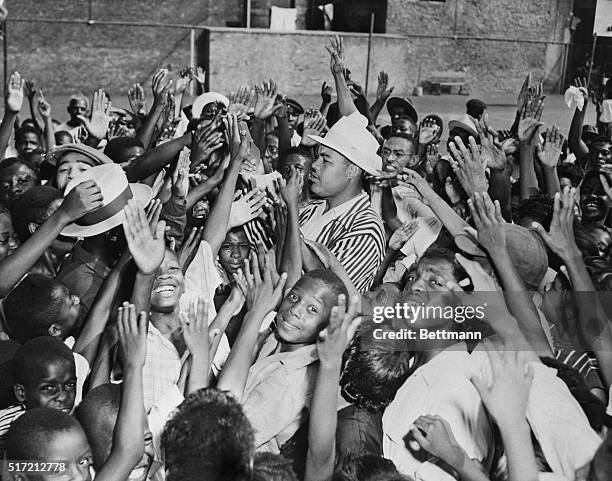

{"left": 345, "top": 162, "right": 361, "bottom": 180}
{"left": 28, "top": 222, "right": 38, "bottom": 235}
{"left": 48, "top": 323, "right": 63, "bottom": 338}
{"left": 14, "top": 383, "right": 26, "bottom": 403}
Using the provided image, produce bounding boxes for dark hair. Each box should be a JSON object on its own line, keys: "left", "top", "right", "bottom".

{"left": 162, "top": 388, "right": 254, "bottom": 481}
{"left": 12, "top": 337, "right": 74, "bottom": 387}
{"left": 15, "top": 125, "right": 42, "bottom": 143}
{"left": 0, "top": 203, "right": 8, "bottom": 215}
{"left": 76, "top": 383, "right": 121, "bottom": 469}
{"left": 540, "top": 357, "right": 605, "bottom": 432}
{"left": 4, "top": 274, "right": 68, "bottom": 344}
{"left": 557, "top": 162, "right": 584, "bottom": 187}
{"left": 252, "top": 452, "right": 298, "bottom": 481}
{"left": 278, "top": 146, "right": 313, "bottom": 166}
{"left": 6, "top": 407, "right": 83, "bottom": 460}
{"left": 387, "top": 131, "right": 417, "bottom": 147}
{"left": 340, "top": 324, "right": 412, "bottom": 411}
{"left": 333, "top": 453, "right": 402, "bottom": 481}
{"left": 54, "top": 131, "right": 73, "bottom": 144}
{"left": 10, "top": 185, "right": 62, "bottom": 242}
{"left": 418, "top": 245, "right": 467, "bottom": 283}
{"left": 103, "top": 137, "right": 144, "bottom": 164}
{"left": 302, "top": 269, "right": 349, "bottom": 301}
{"left": 0, "top": 157, "right": 39, "bottom": 179}
{"left": 515, "top": 195, "right": 554, "bottom": 229}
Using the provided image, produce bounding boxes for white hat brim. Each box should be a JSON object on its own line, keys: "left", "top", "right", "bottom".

{"left": 307, "top": 134, "right": 382, "bottom": 176}
{"left": 61, "top": 183, "right": 153, "bottom": 238}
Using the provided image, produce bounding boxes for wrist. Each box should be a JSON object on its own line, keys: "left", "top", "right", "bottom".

{"left": 318, "top": 359, "right": 342, "bottom": 371}
{"left": 53, "top": 206, "right": 76, "bottom": 226}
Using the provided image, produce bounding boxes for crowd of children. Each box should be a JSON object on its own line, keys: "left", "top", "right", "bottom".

{"left": 0, "top": 35, "right": 611, "bottom": 481}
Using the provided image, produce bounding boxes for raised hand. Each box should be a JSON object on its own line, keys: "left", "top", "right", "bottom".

{"left": 531, "top": 186, "right": 579, "bottom": 260}
{"left": 448, "top": 136, "right": 488, "bottom": 197}
{"left": 518, "top": 85, "right": 544, "bottom": 143}
{"left": 535, "top": 125, "right": 564, "bottom": 170}
{"left": 224, "top": 113, "right": 250, "bottom": 163}
{"left": 228, "top": 85, "right": 256, "bottom": 116}
{"left": 172, "top": 148, "right": 190, "bottom": 199}
{"left": 321, "top": 81, "right": 333, "bottom": 104}
{"left": 107, "top": 120, "right": 130, "bottom": 140}
{"left": 253, "top": 79, "right": 281, "bottom": 120}
{"left": 424, "top": 143, "right": 439, "bottom": 175}
{"left": 58, "top": 180, "right": 104, "bottom": 223}
{"left": 190, "top": 66, "right": 206, "bottom": 86}
{"left": 78, "top": 89, "right": 110, "bottom": 140}
{"left": 24, "top": 79, "right": 36, "bottom": 100}
{"left": 117, "top": 302, "right": 148, "bottom": 369}
{"left": 516, "top": 72, "right": 531, "bottom": 112}
{"left": 398, "top": 168, "right": 433, "bottom": 198}
{"left": 573, "top": 76, "right": 589, "bottom": 101}
{"left": 6, "top": 72, "right": 25, "bottom": 113}
{"left": 418, "top": 117, "right": 440, "bottom": 145}
{"left": 317, "top": 294, "right": 361, "bottom": 369}
{"left": 37, "top": 90, "right": 51, "bottom": 119}
{"left": 301, "top": 109, "right": 327, "bottom": 148}
{"left": 181, "top": 297, "right": 213, "bottom": 358}
{"left": 389, "top": 220, "right": 420, "bottom": 251}
{"left": 151, "top": 68, "right": 172, "bottom": 106}
{"left": 475, "top": 117, "right": 505, "bottom": 170}
{"left": 326, "top": 35, "right": 345, "bottom": 76}
{"left": 466, "top": 191, "right": 506, "bottom": 254}
{"left": 190, "top": 115, "right": 225, "bottom": 169}
{"left": 229, "top": 188, "right": 268, "bottom": 228}
{"left": 444, "top": 177, "right": 462, "bottom": 205}
{"left": 123, "top": 199, "right": 166, "bottom": 275}
{"left": 234, "top": 251, "right": 287, "bottom": 313}
{"left": 410, "top": 415, "right": 466, "bottom": 470}
{"left": 128, "top": 83, "right": 146, "bottom": 116}
{"left": 376, "top": 70, "right": 394, "bottom": 102}
{"left": 469, "top": 341, "right": 534, "bottom": 426}
{"left": 174, "top": 66, "right": 192, "bottom": 95}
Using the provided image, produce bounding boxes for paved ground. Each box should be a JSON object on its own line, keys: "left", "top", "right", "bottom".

{"left": 29, "top": 92, "right": 597, "bottom": 142}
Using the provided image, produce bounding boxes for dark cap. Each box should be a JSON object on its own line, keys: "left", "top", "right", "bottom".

{"left": 286, "top": 98, "right": 304, "bottom": 115}
{"left": 466, "top": 99, "right": 487, "bottom": 118}
{"left": 387, "top": 97, "right": 418, "bottom": 124}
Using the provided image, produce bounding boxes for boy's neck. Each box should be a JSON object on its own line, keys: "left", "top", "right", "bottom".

{"left": 278, "top": 340, "right": 312, "bottom": 353}
{"left": 150, "top": 309, "right": 180, "bottom": 338}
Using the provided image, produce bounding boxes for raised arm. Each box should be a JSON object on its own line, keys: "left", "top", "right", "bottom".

{"left": 36, "top": 91, "right": 55, "bottom": 153}
{"left": 202, "top": 114, "right": 247, "bottom": 257}
{"left": 180, "top": 297, "right": 214, "bottom": 394}
{"left": 23, "top": 80, "right": 41, "bottom": 133}
{"left": 135, "top": 69, "right": 172, "bottom": 150}
{"left": 567, "top": 77, "right": 590, "bottom": 159}
{"left": 369, "top": 71, "right": 394, "bottom": 123}
{"left": 95, "top": 304, "right": 147, "bottom": 481}
{"left": 326, "top": 36, "right": 357, "bottom": 117}
{"left": 517, "top": 92, "right": 545, "bottom": 200}
{"left": 305, "top": 294, "right": 361, "bottom": 481}
{"left": 0, "top": 72, "right": 24, "bottom": 160}
{"left": 278, "top": 166, "right": 303, "bottom": 291}
{"left": 0, "top": 180, "right": 102, "bottom": 297}
{"left": 535, "top": 125, "right": 563, "bottom": 195}
{"left": 125, "top": 132, "right": 192, "bottom": 182}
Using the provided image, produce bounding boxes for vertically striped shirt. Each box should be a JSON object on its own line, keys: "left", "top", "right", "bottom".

{"left": 299, "top": 193, "right": 385, "bottom": 293}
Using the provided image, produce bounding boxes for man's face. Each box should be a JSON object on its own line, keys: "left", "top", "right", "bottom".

{"left": 0, "top": 163, "right": 38, "bottom": 207}
{"left": 218, "top": 230, "right": 250, "bottom": 275}
{"left": 391, "top": 118, "right": 417, "bottom": 137}
{"left": 276, "top": 277, "right": 336, "bottom": 345}
{"left": 201, "top": 102, "right": 221, "bottom": 120}
{"left": 150, "top": 250, "right": 185, "bottom": 313}
{"left": 16, "top": 358, "right": 76, "bottom": 412}
{"left": 264, "top": 135, "right": 279, "bottom": 165}
{"left": 398, "top": 257, "right": 458, "bottom": 330}
{"left": 310, "top": 146, "right": 352, "bottom": 198}
{"left": 287, "top": 106, "right": 301, "bottom": 130}
{"left": 280, "top": 153, "right": 312, "bottom": 197}
{"left": 67, "top": 99, "right": 88, "bottom": 121}
{"left": 56, "top": 153, "right": 92, "bottom": 192}
{"left": 591, "top": 141, "right": 612, "bottom": 166}
{"left": 0, "top": 212, "right": 18, "bottom": 261}
{"left": 585, "top": 225, "right": 612, "bottom": 257}
{"left": 381, "top": 137, "right": 418, "bottom": 171}
{"left": 580, "top": 175, "right": 610, "bottom": 223}
{"left": 17, "top": 132, "right": 40, "bottom": 158}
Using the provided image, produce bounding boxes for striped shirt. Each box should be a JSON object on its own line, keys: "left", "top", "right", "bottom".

{"left": 299, "top": 192, "right": 385, "bottom": 293}
{"left": 0, "top": 404, "right": 25, "bottom": 454}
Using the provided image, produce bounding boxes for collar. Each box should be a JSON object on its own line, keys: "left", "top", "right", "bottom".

{"left": 415, "top": 342, "right": 471, "bottom": 387}
{"left": 258, "top": 335, "right": 319, "bottom": 373}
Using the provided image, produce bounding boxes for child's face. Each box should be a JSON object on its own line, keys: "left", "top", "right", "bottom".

{"left": 33, "top": 425, "right": 93, "bottom": 481}
{"left": 56, "top": 153, "right": 92, "bottom": 192}
{"left": 218, "top": 230, "right": 251, "bottom": 275}
{"left": 276, "top": 277, "right": 336, "bottom": 345}
{"left": 150, "top": 249, "right": 185, "bottom": 312}
{"left": 16, "top": 133, "right": 41, "bottom": 158}
{"left": 16, "top": 358, "right": 77, "bottom": 412}
{"left": 0, "top": 212, "right": 18, "bottom": 261}
{"left": 52, "top": 284, "right": 81, "bottom": 337}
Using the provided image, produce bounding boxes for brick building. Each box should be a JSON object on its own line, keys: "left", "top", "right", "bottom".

{"left": 5, "top": 0, "right": 584, "bottom": 97}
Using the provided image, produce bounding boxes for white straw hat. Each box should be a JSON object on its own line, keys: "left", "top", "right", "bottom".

{"left": 306, "top": 111, "right": 382, "bottom": 176}
{"left": 191, "top": 92, "right": 230, "bottom": 119}
{"left": 61, "top": 164, "right": 152, "bottom": 238}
